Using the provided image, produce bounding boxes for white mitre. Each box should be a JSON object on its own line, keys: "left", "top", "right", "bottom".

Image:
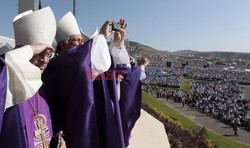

{"left": 4, "top": 7, "right": 56, "bottom": 110}
{"left": 56, "top": 11, "right": 98, "bottom": 42}
{"left": 80, "top": 27, "right": 99, "bottom": 42}
{"left": 56, "top": 11, "right": 81, "bottom": 42}
{"left": 56, "top": 11, "right": 112, "bottom": 80}
{"left": 13, "top": 7, "right": 56, "bottom": 46}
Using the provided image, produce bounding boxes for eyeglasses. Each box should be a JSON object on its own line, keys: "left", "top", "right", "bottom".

{"left": 65, "top": 37, "right": 84, "bottom": 45}
{"left": 39, "top": 50, "right": 54, "bottom": 59}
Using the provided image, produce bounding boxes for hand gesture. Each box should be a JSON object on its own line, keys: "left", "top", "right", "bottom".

{"left": 30, "top": 43, "right": 54, "bottom": 55}
{"left": 100, "top": 19, "right": 115, "bottom": 38}
{"left": 114, "top": 19, "right": 127, "bottom": 46}
{"left": 56, "top": 131, "right": 66, "bottom": 148}
{"left": 138, "top": 58, "right": 149, "bottom": 66}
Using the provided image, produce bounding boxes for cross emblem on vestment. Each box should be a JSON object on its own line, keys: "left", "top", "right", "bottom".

{"left": 34, "top": 114, "right": 50, "bottom": 148}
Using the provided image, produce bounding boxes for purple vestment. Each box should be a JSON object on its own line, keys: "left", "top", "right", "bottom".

{"left": 0, "top": 56, "right": 53, "bottom": 148}
{"left": 43, "top": 39, "right": 127, "bottom": 148}
{"left": 43, "top": 40, "right": 101, "bottom": 148}
{"left": 115, "top": 64, "right": 142, "bottom": 147}
{"left": 42, "top": 40, "right": 142, "bottom": 148}
{"left": 0, "top": 88, "right": 53, "bottom": 147}
{"left": 0, "top": 55, "right": 7, "bottom": 134}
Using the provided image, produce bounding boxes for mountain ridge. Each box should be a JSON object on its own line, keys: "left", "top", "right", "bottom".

{"left": 126, "top": 40, "right": 250, "bottom": 60}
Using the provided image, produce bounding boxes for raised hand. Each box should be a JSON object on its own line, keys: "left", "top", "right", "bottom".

{"left": 30, "top": 43, "right": 54, "bottom": 55}
{"left": 100, "top": 19, "right": 115, "bottom": 38}
{"left": 114, "top": 19, "right": 128, "bottom": 46}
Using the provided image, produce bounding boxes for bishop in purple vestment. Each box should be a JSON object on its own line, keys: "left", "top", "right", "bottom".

{"left": 0, "top": 7, "right": 66, "bottom": 148}
{"left": 43, "top": 12, "right": 146, "bottom": 148}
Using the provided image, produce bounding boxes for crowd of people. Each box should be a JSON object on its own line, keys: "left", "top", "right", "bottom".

{"left": 142, "top": 59, "right": 250, "bottom": 130}
{"left": 190, "top": 81, "right": 250, "bottom": 129}
{"left": 142, "top": 68, "right": 183, "bottom": 88}
{"left": 184, "top": 67, "right": 250, "bottom": 85}
{"left": 143, "top": 79, "right": 250, "bottom": 130}
{"left": 138, "top": 36, "right": 250, "bottom": 134}
{"left": 142, "top": 64, "right": 250, "bottom": 88}
{"left": 143, "top": 75, "right": 182, "bottom": 88}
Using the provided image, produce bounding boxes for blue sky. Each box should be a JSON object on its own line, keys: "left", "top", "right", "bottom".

{"left": 1, "top": 0, "right": 250, "bottom": 52}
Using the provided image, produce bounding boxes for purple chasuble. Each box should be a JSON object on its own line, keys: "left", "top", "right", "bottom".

{"left": 0, "top": 87, "right": 53, "bottom": 148}
{"left": 42, "top": 40, "right": 126, "bottom": 148}
{"left": 22, "top": 89, "right": 53, "bottom": 147}
{"left": 0, "top": 55, "right": 53, "bottom": 147}
{"left": 43, "top": 40, "right": 98, "bottom": 148}
{"left": 93, "top": 71, "right": 125, "bottom": 148}
{"left": 0, "top": 55, "right": 7, "bottom": 134}
{"left": 115, "top": 64, "right": 142, "bottom": 147}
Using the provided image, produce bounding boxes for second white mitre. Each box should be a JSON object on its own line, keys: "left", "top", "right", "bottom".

{"left": 56, "top": 11, "right": 111, "bottom": 78}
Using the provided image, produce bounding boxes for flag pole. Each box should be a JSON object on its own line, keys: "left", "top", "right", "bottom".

{"left": 73, "top": 0, "right": 77, "bottom": 20}
{"left": 38, "top": 0, "right": 42, "bottom": 9}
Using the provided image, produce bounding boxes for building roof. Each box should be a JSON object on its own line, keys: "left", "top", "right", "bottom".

{"left": 0, "top": 35, "right": 15, "bottom": 48}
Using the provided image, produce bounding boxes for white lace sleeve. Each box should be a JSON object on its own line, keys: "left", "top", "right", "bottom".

{"left": 109, "top": 41, "right": 130, "bottom": 68}
{"left": 5, "top": 45, "right": 42, "bottom": 110}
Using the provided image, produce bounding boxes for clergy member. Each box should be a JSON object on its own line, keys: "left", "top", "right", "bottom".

{"left": 0, "top": 7, "right": 65, "bottom": 148}
{"left": 108, "top": 19, "right": 149, "bottom": 147}
{"left": 42, "top": 11, "right": 148, "bottom": 148}
{"left": 42, "top": 11, "right": 131, "bottom": 148}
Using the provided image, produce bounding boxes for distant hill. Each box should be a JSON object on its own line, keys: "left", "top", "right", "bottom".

{"left": 126, "top": 41, "right": 170, "bottom": 56}
{"left": 173, "top": 50, "right": 200, "bottom": 55}
{"left": 174, "top": 50, "right": 250, "bottom": 60}
{"left": 126, "top": 40, "right": 250, "bottom": 60}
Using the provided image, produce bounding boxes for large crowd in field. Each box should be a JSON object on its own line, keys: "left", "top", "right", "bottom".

{"left": 142, "top": 64, "right": 250, "bottom": 130}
